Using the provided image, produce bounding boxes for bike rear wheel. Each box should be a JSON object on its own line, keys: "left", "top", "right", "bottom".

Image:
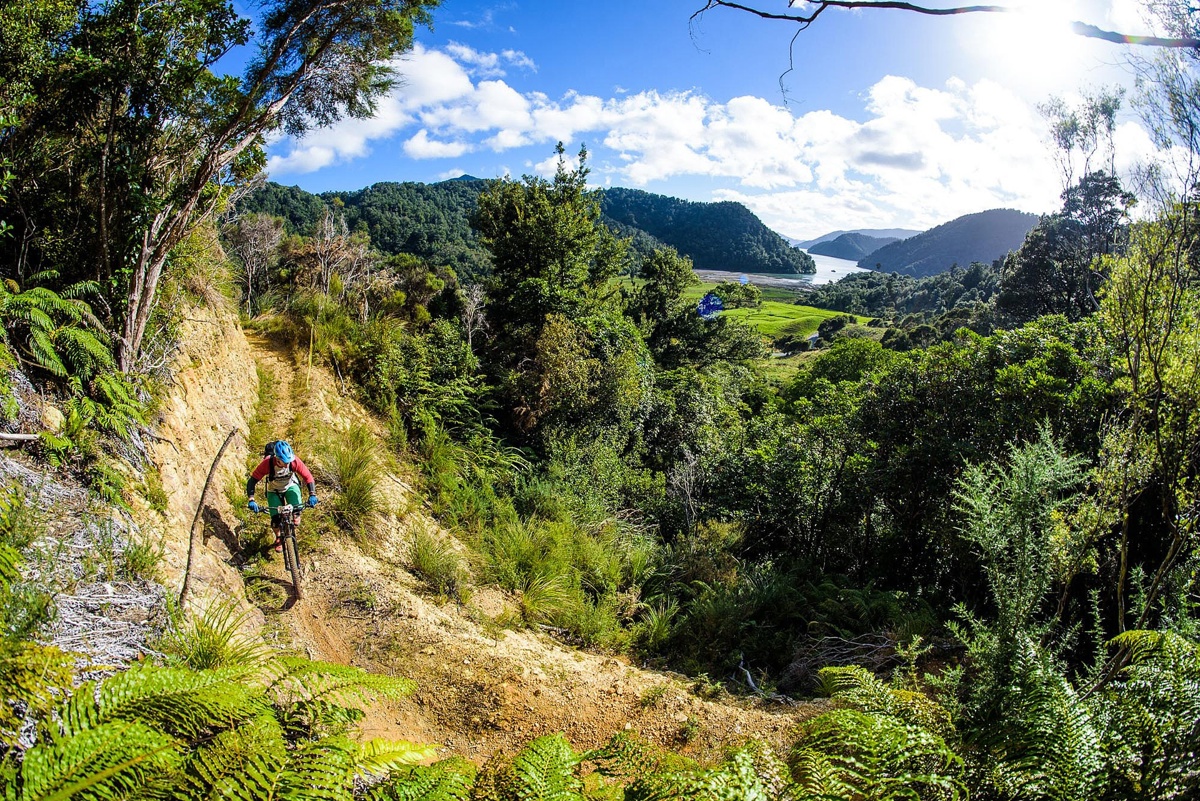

{"left": 283, "top": 526, "right": 303, "bottom": 601}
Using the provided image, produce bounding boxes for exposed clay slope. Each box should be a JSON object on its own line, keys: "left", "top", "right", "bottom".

{"left": 241, "top": 329, "right": 821, "bottom": 766}
{"left": 140, "top": 301, "right": 261, "bottom": 623}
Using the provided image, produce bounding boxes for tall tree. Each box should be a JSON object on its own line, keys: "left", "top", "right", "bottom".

{"left": 472, "top": 144, "right": 644, "bottom": 439}
{"left": 997, "top": 172, "right": 1136, "bottom": 323}
{"left": 0, "top": 0, "right": 438, "bottom": 371}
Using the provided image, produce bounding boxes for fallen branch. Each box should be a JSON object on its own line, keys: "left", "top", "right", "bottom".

{"left": 179, "top": 428, "right": 240, "bottom": 606}
{"left": 0, "top": 432, "right": 40, "bottom": 442}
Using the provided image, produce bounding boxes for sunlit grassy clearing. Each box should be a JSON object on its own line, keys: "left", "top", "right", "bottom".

{"left": 614, "top": 275, "right": 846, "bottom": 340}
{"left": 723, "top": 301, "right": 848, "bottom": 338}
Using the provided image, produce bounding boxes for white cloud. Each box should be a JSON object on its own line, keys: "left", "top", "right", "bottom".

{"left": 404, "top": 129, "right": 472, "bottom": 159}
{"left": 501, "top": 49, "right": 537, "bottom": 72}
{"left": 269, "top": 41, "right": 1147, "bottom": 237}
{"left": 443, "top": 42, "right": 536, "bottom": 78}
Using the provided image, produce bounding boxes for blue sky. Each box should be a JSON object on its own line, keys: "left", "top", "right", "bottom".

{"left": 265, "top": 1, "right": 1160, "bottom": 241}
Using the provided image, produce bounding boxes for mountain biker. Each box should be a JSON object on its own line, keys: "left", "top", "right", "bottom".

{"left": 247, "top": 440, "right": 318, "bottom": 551}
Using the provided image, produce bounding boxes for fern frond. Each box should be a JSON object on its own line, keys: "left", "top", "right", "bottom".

{"left": 20, "top": 288, "right": 79, "bottom": 321}
{"left": 266, "top": 657, "right": 417, "bottom": 709}
{"left": 25, "top": 269, "right": 61, "bottom": 286}
{"left": 0, "top": 642, "right": 75, "bottom": 748}
{"left": 57, "top": 280, "right": 100, "bottom": 301}
{"left": 26, "top": 329, "right": 66, "bottom": 377}
{"left": 817, "top": 665, "right": 954, "bottom": 739}
{"left": 172, "top": 712, "right": 287, "bottom": 801}
{"left": 354, "top": 738, "right": 440, "bottom": 780}
{"left": 790, "top": 708, "right": 966, "bottom": 801}
{"left": 989, "top": 669, "right": 1104, "bottom": 801}
{"left": 52, "top": 665, "right": 261, "bottom": 742}
{"left": 276, "top": 737, "right": 357, "bottom": 801}
{"left": 508, "top": 734, "right": 585, "bottom": 801}
{"left": 0, "top": 541, "right": 17, "bottom": 587}
{"left": 16, "top": 720, "right": 180, "bottom": 801}
{"left": 583, "top": 731, "right": 659, "bottom": 781}
{"left": 52, "top": 326, "right": 114, "bottom": 380}
{"left": 1098, "top": 630, "right": 1200, "bottom": 799}
{"left": 366, "top": 758, "right": 476, "bottom": 801}
{"left": 625, "top": 749, "right": 782, "bottom": 801}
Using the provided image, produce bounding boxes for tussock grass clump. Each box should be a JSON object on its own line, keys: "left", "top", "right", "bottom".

{"left": 158, "top": 600, "right": 267, "bottom": 670}
{"left": 323, "top": 424, "right": 384, "bottom": 541}
{"left": 407, "top": 520, "right": 470, "bottom": 602}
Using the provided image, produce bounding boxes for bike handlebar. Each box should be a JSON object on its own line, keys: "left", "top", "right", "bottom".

{"left": 253, "top": 504, "right": 299, "bottom": 514}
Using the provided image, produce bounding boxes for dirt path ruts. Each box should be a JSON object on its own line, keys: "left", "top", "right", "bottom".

{"left": 242, "top": 329, "right": 817, "bottom": 765}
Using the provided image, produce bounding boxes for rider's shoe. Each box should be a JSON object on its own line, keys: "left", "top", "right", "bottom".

{"left": 273, "top": 535, "right": 283, "bottom": 552}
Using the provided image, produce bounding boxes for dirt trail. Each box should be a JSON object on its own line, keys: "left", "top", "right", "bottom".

{"left": 243, "top": 331, "right": 820, "bottom": 765}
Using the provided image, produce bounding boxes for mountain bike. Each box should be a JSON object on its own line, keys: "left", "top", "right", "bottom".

{"left": 260, "top": 503, "right": 304, "bottom": 600}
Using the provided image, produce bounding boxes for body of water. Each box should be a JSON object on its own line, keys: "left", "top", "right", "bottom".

{"left": 694, "top": 251, "right": 869, "bottom": 289}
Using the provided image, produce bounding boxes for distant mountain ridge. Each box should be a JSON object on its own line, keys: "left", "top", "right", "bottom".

{"left": 240, "top": 179, "right": 815, "bottom": 280}
{"left": 808, "top": 232, "right": 899, "bottom": 261}
{"left": 858, "top": 209, "right": 1039, "bottom": 277}
{"left": 798, "top": 228, "right": 921, "bottom": 249}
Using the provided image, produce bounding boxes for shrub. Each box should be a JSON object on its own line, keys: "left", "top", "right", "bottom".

{"left": 407, "top": 521, "right": 469, "bottom": 602}
{"left": 324, "top": 423, "right": 384, "bottom": 541}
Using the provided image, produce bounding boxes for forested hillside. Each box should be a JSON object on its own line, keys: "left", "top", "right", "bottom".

{"left": 600, "top": 187, "right": 816, "bottom": 274}
{"left": 239, "top": 178, "right": 815, "bottom": 282}
{"left": 807, "top": 231, "right": 899, "bottom": 260}
{"left": 860, "top": 208, "right": 1039, "bottom": 276}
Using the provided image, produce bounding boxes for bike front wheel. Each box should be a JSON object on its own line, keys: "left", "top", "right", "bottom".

{"left": 283, "top": 533, "right": 304, "bottom": 601}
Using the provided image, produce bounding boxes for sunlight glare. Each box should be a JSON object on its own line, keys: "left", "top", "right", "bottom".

{"left": 969, "top": 2, "right": 1096, "bottom": 93}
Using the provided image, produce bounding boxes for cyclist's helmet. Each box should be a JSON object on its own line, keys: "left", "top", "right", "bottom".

{"left": 269, "top": 440, "right": 294, "bottom": 464}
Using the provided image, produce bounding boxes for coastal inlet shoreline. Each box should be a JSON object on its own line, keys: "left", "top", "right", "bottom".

{"left": 695, "top": 251, "right": 868, "bottom": 289}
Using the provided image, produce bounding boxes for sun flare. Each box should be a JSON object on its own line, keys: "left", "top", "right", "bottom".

{"left": 968, "top": 2, "right": 1097, "bottom": 91}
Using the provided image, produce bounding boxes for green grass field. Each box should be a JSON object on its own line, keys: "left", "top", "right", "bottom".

{"left": 614, "top": 276, "right": 853, "bottom": 379}
{"left": 683, "top": 282, "right": 846, "bottom": 340}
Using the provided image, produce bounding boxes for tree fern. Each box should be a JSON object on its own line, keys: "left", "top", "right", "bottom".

{"left": 0, "top": 281, "right": 113, "bottom": 381}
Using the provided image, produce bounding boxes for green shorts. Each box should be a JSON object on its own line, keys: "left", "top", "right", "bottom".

{"left": 267, "top": 484, "right": 303, "bottom": 526}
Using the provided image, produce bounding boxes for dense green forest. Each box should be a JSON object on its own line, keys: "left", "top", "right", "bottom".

{"left": 861, "top": 208, "right": 1040, "bottom": 276}
{"left": 239, "top": 178, "right": 814, "bottom": 284}
{"left": 600, "top": 187, "right": 815, "bottom": 274}
{"left": 2, "top": 0, "right": 1200, "bottom": 799}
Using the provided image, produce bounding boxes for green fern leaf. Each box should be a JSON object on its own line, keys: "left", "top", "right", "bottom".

{"left": 0, "top": 542, "right": 18, "bottom": 587}
{"left": 267, "top": 657, "right": 417, "bottom": 710}
{"left": 27, "top": 330, "right": 66, "bottom": 377}
{"left": 791, "top": 708, "right": 965, "bottom": 801}
{"left": 355, "top": 738, "right": 440, "bottom": 780}
{"left": 52, "top": 665, "right": 262, "bottom": 742}
{"left": 172, "top": 713, "right": 287, "bottom": 801}
{"left": 508, "top": 734, "right": 584, "bottom": 801}
{"left": 366, "top": 758, "right": 475, "bottom": 801}
{"left": 52, "top": 327, "right": 114, "bottom": 379}
{"left": 16, "top": 720, "right": 180, "bottom": 801}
